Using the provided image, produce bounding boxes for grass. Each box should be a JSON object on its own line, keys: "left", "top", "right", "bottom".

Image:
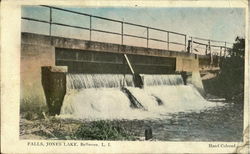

{"left": 74, "top": 120, "right": 137, "bottom": 140}
{"left": 20, "top": 117, "right": 140, "bottom": 140}
{"left": 20, "top": 96, "right": 48, "bottom": 120}
{"left": 20, "top": 96, "right": 139, "bottom": 140}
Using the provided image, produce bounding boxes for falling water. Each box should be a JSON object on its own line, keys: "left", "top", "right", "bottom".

{"left": 66, "top": 74, "right": 134, "bottom": 89}
{"left": 141, "top": 74, "right": 184, "bottom": 86}
{"left": 61, "top": 74, "right": 157, "bottom": 120}
{"left": 127, "top": 74, "right": 220, "bottom": 113}
{"left": 60, "top": 74, "right": 222, "bottom": 120}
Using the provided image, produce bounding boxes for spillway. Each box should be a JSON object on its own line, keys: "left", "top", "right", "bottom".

{"left": 60, "top": 74, "right": 222, "bottom": 120}
{"left": 66, "top": 74, "right": 134, "bottom": 89}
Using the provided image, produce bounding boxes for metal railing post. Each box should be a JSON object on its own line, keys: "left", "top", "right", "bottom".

{"left": 208, "top": 40, "right": 211, "bottom": 54}
{"left": 208, "top": 40, "right": 213, "bottom": 65}
{"left": 184, "top": 35, "right": 187, "bottom": 52}
{"left": 205, "top": 45, "right": 208, "bottom": 55}
{"left": 167, "top": 32, "right": 170, "bottom": 50}
{"left": 121, "top": 22, "right": 124, "bottom": 45}
{"left": 224, "top": 47, "right": 226, "bottom": 57}
{"left": 147, "top": 27, "right": 149, "bottom": 48}
{"left": 49, "top": 7, "right": 52, "bottom": 36}
{"left": 224, "top": 42, "right": 227, "bottom": 56}
{"left": 218, "top": 46, "right": 222, "bottom": 67}
{"left": 89, "top": 15, "right": 92, "bottom": 41}
{"left": 190, "top": 37, "right": 193, "bottom": 53}
{"left": 220, "top": 46, "right": 222, "bottom": 57}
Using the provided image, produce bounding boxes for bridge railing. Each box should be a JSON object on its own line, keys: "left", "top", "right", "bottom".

{"left": 189, "top": 36, "right": 233, "bottom": 57}
{"left": 21, "top": 5, "right": 232, "bottom": 56}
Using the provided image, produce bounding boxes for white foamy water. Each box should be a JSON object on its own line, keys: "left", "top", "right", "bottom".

{"left": 145, "top": 85, "right": 221, "bottom": 112}
{"left": 126, "top": 85, "right": 222, "bottom": 114}
{"left": 60, "top": 88, "right": 160, "bottom": 120}
{"left": 59, "top": 74, "right": 223, "bottom": 120}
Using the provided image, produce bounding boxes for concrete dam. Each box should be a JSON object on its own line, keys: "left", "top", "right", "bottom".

{"left": 21, "top": 32, "right": 221, "bottom": 119}
{"left": 21, "top": 6, "right": 230, "bottom": 119}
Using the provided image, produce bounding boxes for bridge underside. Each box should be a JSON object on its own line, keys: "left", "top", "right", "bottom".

{"left": 56, "top": 48, "right": 176, "bottom": 74}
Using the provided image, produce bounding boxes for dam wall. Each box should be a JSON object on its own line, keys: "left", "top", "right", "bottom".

{"left": 21, "top": 32, "right": 205, "bottom": 105}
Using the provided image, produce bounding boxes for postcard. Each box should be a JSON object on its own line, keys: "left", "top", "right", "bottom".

{"left": 1, "top": 0, "right": 249, "bottom": 153}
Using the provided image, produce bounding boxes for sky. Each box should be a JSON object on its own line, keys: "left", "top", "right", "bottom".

{"left": 21, "top": 6, "right": 245, "bottom": 52}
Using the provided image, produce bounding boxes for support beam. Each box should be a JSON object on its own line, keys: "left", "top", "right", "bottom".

{"left": 124, "top": 54, "right": 134, "bottom": 74}
{"left": 123, "top": 54, "right": 144, "bottom": 88}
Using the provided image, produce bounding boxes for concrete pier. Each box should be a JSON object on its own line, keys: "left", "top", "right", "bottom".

{"left": 41, "top": 66, "right": 67, "bottom": 115}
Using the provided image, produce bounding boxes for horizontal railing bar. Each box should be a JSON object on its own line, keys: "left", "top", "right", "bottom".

{"left": 41, "top": 5, "right": 92, "bottom": 17}
{"left": 191, "top": 36, "right": 212, "bottom": 42}
{"left": 91, "top": 15, "right": 122, "bottom": 23}
{"left": 225, "top": 42, "right": 234, "bottom": 44}
{"left": 124, "top": 22, "right": 186, "bottom": 36}
{"left": 22, "top": 17, "right": 90, "bottom": 31}
{"left": 91, "top": 28, "right": 121, "bottom": 35}
{"left": 123, "top": 33, "right": 147, "bottom": 39}
{"left": 150, "top": 27, "right": 186, "bottom": 36}
{"left": 52, "top": 22, "right": 90, "bottom": 30}
{"left": 123, "top": 21, "right": 148, "bottom": 29}
{"left": 148, "top": 38, "right": 167, "bottom": 43}
{"left": 192, "top": 36, "right": 224, "bottom": 43}
{"left": 21, "top": 17, "right": 50, "bottom": 24}
{"left": 191, "top": 36, "right": 234, "bottom": 44}
{"left": 193, "top": 46, "right": 207, "bottom": 50}
{"left": 215, "top": 46, "right": 232, "bottom": 49}
{"left": 210, "top": 44, "right": 227, "bottom": 48}
{"left": 193, "top": 41, "right": 232, "bottom": 49}
{"left": 42, "top": 5, "right": 122, "bottom": 23}
{"left": 193, "top": 41, "right": 208, "bottom": 46}
{"left": 42, "top": 5, "right": 123, "bottom": 24}
{"left": 41, "top": 5, "right": 187, "bottom": 37}
{"left": 169, "top": 41, "right": 185, "bottom": 46}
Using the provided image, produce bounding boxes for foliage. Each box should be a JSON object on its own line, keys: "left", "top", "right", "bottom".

{"left": 74, "top": 120, "right": 136, "bottom": 140}
{"left": 228, "top": 36, "right": 245, "bottom": 58}
{"left": 218, "top": 37, "right": 245, "bottom": 102}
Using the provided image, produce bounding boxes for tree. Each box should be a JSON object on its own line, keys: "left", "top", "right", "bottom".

{"left": 218, "top": 37, "right": 245, "bottom": 102}
{"left": 228, "top": 37, "right": 245, "bottom": 58}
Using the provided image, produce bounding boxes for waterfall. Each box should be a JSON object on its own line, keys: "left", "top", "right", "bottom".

{"left": 141, "top": 74, "right": 184, "bottom": 86}
{"left": 66, "top": 74, "right": 134, "bottom": 89}
{"left": 60, "top": 74, "right": 222, "bottom": 120}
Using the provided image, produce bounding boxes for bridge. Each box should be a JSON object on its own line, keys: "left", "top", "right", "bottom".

{"left": 21, "top": 5, "right": 234, "bottom": 106}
